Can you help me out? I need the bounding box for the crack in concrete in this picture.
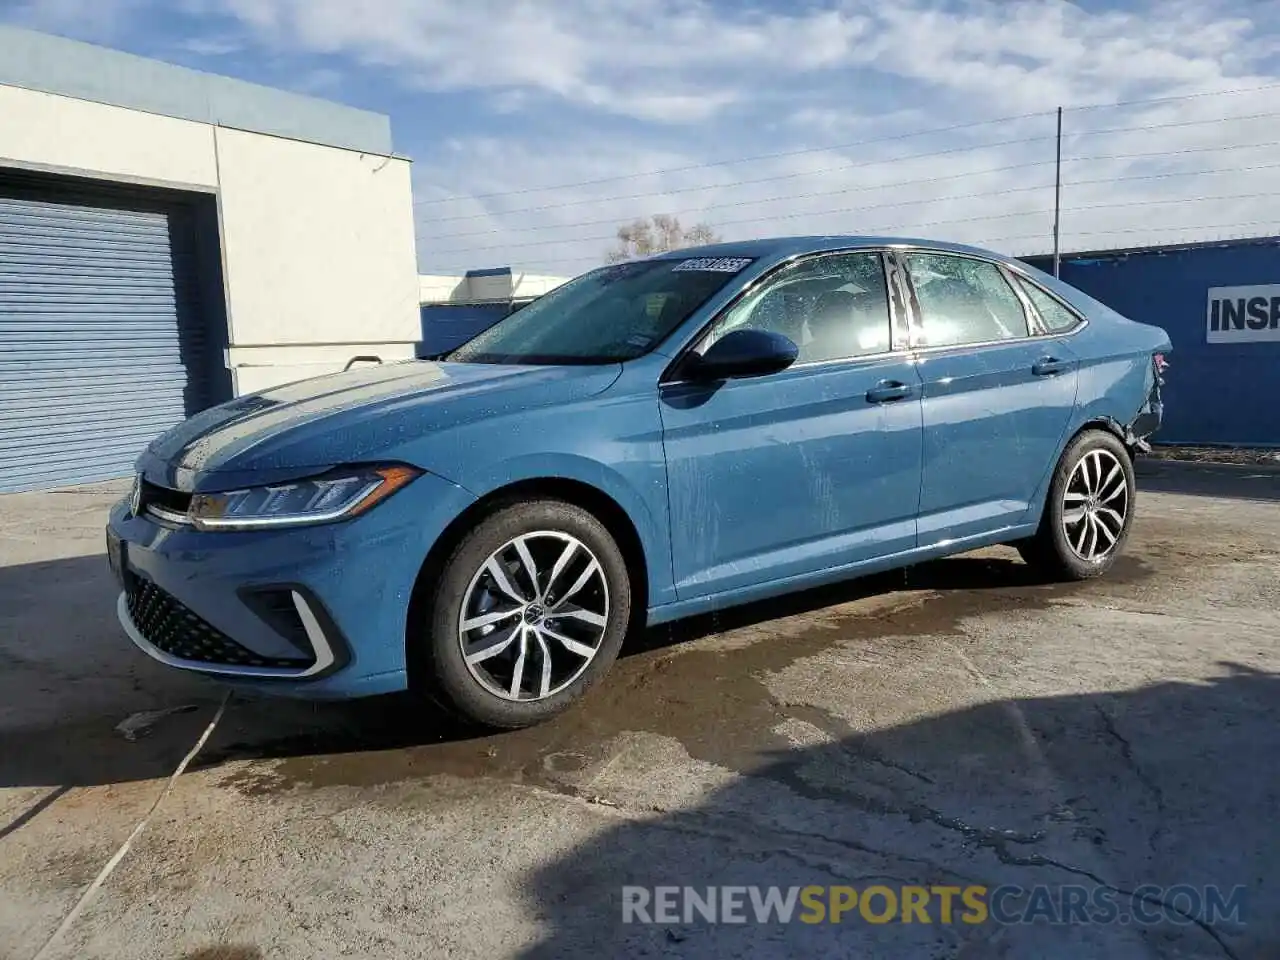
[767,759,1046,856]
[746,751,1239,959]
[1052,598,1280,633]
[1095,703,1167,855]
[999,850,1240,960]
[536,771,1240,959]
[782,705,937,785]
[525,779,973,885]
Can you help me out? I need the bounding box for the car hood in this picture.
[139,360,622,491]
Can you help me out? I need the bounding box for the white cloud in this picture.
[393,0,1280,273]
[11,0,1280,271]
[177,35,242,56]
[7,0,146,40]
[201,0,1277,123]
[206,0,873,122]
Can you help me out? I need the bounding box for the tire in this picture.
[1017,429,1136,581]
[416,499,632,729]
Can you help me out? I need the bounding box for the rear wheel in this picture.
[1018,429,1135,581]
[417,499,632,728]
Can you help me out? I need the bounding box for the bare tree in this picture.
[605,214,721,263]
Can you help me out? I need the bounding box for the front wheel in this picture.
[1018,430,1136,581]
[416,499,632,728]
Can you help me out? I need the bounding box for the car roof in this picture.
[651,235,1018,265]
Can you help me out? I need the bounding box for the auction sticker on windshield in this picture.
[673,257,755,272]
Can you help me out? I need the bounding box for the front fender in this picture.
[459,452,674,609]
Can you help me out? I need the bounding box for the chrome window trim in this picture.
[888,246,1091,354]
[1004,266,1087,334]
[1001,264,1048,336]
[659,247,905,386]
[907,322,1090,357]
[658,242,1093,386]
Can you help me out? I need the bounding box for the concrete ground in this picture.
[0,460,1278,960]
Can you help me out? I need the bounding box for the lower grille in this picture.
[125,576,312,669]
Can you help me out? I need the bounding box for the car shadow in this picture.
[511,664,1280,959]
[626,552,1054,658]
[0,545,1098,793]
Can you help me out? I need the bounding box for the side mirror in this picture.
[685,329,799,381]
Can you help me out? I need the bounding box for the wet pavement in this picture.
[1,461,1278,959]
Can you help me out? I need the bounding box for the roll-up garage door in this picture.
[0,173,224,492]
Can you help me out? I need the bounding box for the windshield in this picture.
[445,256,756,364]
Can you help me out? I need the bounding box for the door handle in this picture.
[866,380,913,403]
[1032,356,1067,377]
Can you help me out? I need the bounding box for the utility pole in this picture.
[1053,106,1062,278]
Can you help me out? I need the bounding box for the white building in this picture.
[419,269,568,305]
[0,26,420,491]
[418,267,568,357]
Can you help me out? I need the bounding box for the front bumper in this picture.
[106,469,476,698]
[116,585,342,679]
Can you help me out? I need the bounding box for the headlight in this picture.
[188,464,420,531]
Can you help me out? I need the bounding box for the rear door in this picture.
[660,250,924,600]
[896,250,1080,545]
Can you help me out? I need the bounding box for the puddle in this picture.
[212,548,1153,797]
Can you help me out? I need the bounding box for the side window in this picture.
[1013,275,1082,333]
[903,254,1031,347]
[702,253,892,363]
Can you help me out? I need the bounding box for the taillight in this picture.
[1153,352,1169,373]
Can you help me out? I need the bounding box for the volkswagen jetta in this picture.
[106,237,1170,727]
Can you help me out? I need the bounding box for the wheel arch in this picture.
[1024,416,1132,531]
[1069,416,1129,449]
[405,477,651,681]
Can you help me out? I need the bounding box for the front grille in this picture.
[125,576,312,669]
[138,480,192,522]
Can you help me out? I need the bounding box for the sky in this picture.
[6,0,1280,277]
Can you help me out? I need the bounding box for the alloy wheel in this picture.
[1062,448,1129,562]
[457,531,610,702]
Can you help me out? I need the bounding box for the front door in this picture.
[897,251,1080,545]
[659,251,924,600]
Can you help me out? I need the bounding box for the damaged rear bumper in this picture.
[1126,353,1168,453]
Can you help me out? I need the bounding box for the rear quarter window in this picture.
[1013,275,1083,333]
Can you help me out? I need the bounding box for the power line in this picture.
[429,152,1280,257]
[412,109,1055,206]
[425,177,1280,271]
[415,79,1280,206]
[423,131,1058,221]
[423,138,1280,244]
[428,188,1280,260]
[421,109,1280,225]
[992,218,1280,251]
[427,189,1269,263]
[425,215,1280,275]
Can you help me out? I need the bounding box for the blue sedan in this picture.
[106,237,1170,728]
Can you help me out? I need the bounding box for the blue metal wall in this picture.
[1022,238,1280,447]
[418,302,516,357]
